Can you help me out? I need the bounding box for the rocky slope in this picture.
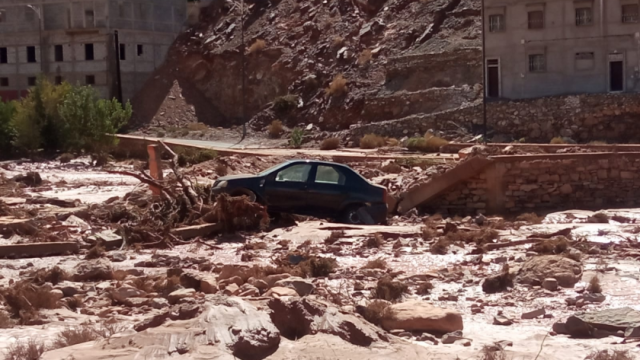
[131,0,482,135]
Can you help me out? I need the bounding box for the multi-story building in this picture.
[0,0,185,102]
[484,0,640,99]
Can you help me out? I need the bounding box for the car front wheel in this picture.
[341,205,363,225]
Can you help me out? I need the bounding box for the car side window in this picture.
[275,164,312,182]
[315,165,345,185]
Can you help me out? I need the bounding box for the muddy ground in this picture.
[1,155,639,360]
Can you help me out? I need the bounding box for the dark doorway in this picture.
[487,59,500,98]
[609,61,624,92]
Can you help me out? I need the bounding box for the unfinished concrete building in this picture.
[484,0,640,99]
[0,0,185,101]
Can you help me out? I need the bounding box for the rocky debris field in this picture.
[130,0,482,145]
[1,154,640,360]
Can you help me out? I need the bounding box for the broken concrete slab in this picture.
[0,217,37,235]
[0,241,80,259]
[171,223,223,240]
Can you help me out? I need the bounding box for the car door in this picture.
[263,163,313,213]
[306,164,350,217]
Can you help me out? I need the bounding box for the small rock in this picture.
[416,333,439,345]
[542,278,558,291]
[552,322,567,334]
[474,214,486,226]
[219,276,243,288]
[493,315,513,326]
[167,288,196,304]
[274,276,315,296]
[381,300,463,334]
[583,293,606,303]
[150,298,170,309]
[238,284,260,297]
[110,286,146,303]
[264,286,299,298]
[454,339,472,347]
[50,289,64,302]
[200,276,218,294]
[108,252,127,262]
[353,281,365,291]
[223,283,240,296]
[521,308,546,320]
[442,330,465,344]
[264,273,291,287]
[495,340,513,349]
[247,277,269,291]
[565,297,578,306]
[398,332,412,338]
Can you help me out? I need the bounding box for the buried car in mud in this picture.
[212,160,388,224]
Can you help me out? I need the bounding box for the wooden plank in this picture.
[0,242,80,259]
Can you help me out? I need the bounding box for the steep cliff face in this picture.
[131,0,481,132]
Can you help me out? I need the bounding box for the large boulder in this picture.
[516,255,582,287]
[561,307,640,338]
[73,258,113,282]
[267,297,388,346]
[43,297,280,360]
[381,301,463,334]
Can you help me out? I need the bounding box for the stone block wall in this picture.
[348,93,640,143]
[424,154,640,215]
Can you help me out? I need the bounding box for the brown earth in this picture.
[130,0,482,144]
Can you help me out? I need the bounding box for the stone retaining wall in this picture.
[349,93,640,143]
[424,153,640,215]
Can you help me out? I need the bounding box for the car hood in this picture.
[216,174,259,181]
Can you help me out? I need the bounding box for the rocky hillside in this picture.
[131,0,482,133]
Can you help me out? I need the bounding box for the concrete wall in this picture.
[485,0,640,99]
[0,0,185,101]
[425,153,640,215]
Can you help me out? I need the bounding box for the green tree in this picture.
[0,98,16,156]
[12,77,71,153]
[57,85,131,156]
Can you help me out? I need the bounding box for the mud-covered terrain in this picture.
[1,154,639,360]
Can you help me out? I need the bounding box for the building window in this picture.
[622,4,639,23]
[27,77,37,86]
[85,75,95,85]
[54,45,64,62]
[575,52,595,70]
[528,54,546,72]
[54,76,63,85]
[27,46,36,63]
[528,11,544,29]
[137,44,144,56]
[576,7,593,26]
[0,48,7,64]
[0,78,8,87]
[119,2,126,18]
[119,44,126,60]
[0,10,6,23]
[139,3,147,20]
[85,10,95,26]
[25,8,34,22]
[85,43,94,60]
[488,14,505,32]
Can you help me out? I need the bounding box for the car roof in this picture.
[284,159,353,169]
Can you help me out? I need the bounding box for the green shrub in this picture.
[58,85,131,156]
[360,134,386,149]
[0,99,16,156]
[289,128,304,148]
[176,147,217,166]
[10,77,130,157]
[273,95,298,114]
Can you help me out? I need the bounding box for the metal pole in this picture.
[481,0,487,144]
[114,30,123,103]
[240,0,247,141]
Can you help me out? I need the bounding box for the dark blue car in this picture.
[212,160,388,224]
